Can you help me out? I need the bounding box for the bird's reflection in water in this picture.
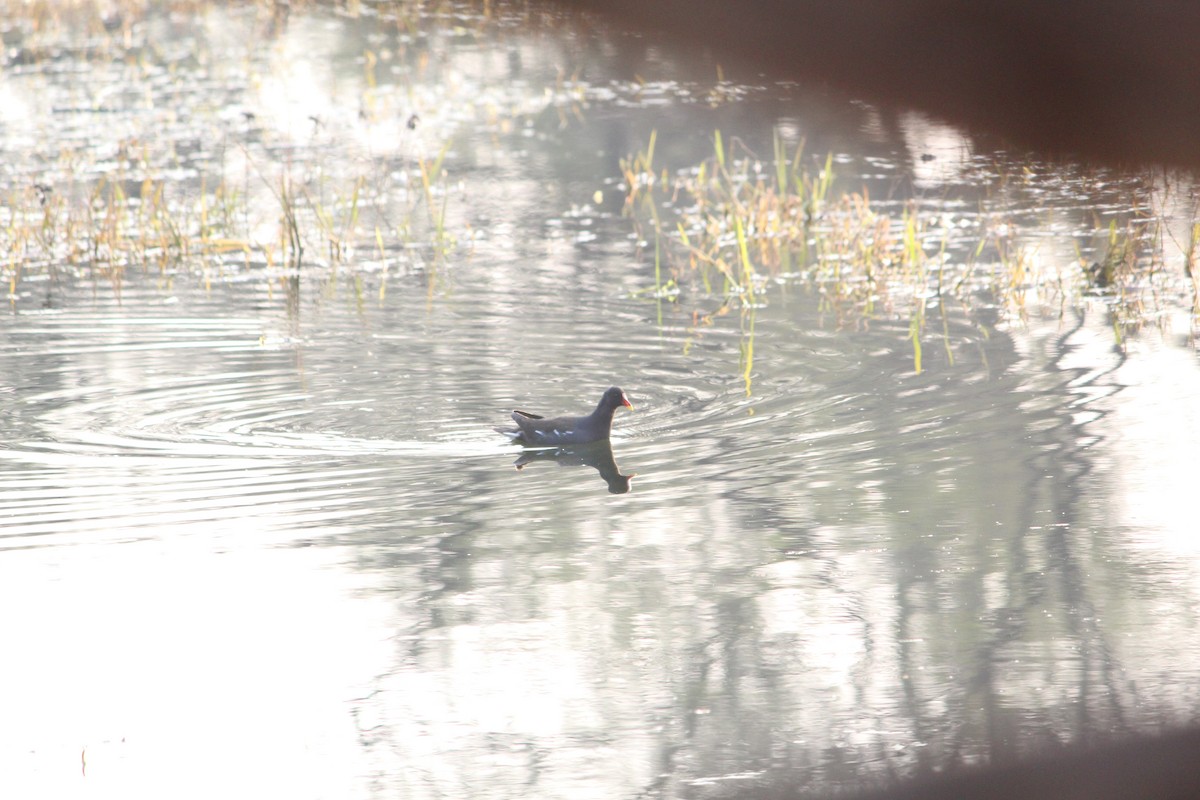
[511,440,635,494]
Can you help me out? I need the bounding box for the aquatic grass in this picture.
[5,130,458,301]
[1181,222,1200,321]
[277,172,304,270]
[1,145,290,301]
[739,305,756,395]
[415,142,458,296]
[4,0,1197,352]
[622,129,1200,371]
[0,0,505,311]
[621,129,949,372]
[621,129,682,302]
[375,226,390,303]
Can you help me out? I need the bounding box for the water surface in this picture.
[2,3,1200,799]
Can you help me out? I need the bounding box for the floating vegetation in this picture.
[622,128,1200,373]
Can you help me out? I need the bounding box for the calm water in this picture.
[3,3,1200,799]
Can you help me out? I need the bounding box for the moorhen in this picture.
[497,386,633,445]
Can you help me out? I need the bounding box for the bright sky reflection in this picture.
[0,538,393,800]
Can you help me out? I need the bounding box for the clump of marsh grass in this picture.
[0,129,465,308]
[624,129,840,303]
[622,130,1200,372]
[623,128,945,372]
[0,0,481,310]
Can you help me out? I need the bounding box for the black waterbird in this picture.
[497,387,633,445]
